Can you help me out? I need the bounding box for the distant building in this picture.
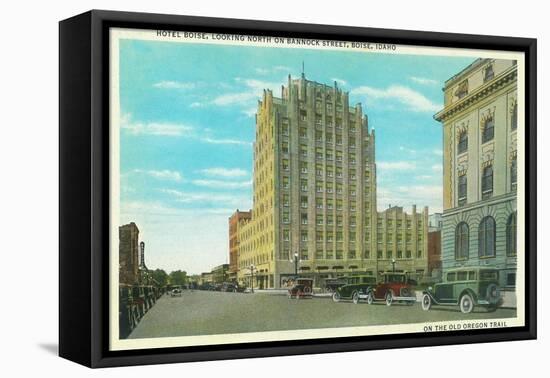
[434,58,517,288]
[228,210,252,277]
[119,222,140,285]
[211,264,230,284]
[428,213,443,232]
[200,272,213,285]
[427,230,442,280]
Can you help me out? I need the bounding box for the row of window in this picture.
[457,104,518,154]
[457,157,517,205]
[454,212,516,260]
[280,248,423,261]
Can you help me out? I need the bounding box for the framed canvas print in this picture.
[59,10,537,368]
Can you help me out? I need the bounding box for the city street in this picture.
[128,290,516,339]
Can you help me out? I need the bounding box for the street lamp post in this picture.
[291,252,300,277]
[250,264,256,293]
[391,258,396,273]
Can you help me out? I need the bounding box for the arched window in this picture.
[482,116,495,143]
[479,216,496,258]
[455,222,469,260]
[458,130,468,154]
[507,212,517,256]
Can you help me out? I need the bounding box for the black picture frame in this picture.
[59,9,537,368]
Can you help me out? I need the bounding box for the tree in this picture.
[151,269,169,287]
[169,270,188,286]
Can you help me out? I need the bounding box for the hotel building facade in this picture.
[234,74,428,289]
[434,58,518,288]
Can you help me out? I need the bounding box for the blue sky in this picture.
[118,39,475,274]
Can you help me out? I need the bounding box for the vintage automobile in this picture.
[287,278,314,299]
[170,287,183,297]
[324,277,348,293]
[332,275,377,304]
[365,272,417,306]
[421,267,502,313]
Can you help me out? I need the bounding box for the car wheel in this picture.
[459,293,474,314]
[332,292,341,303]
[352,292,360,304]
[366,292,374,305]
[421,294,432,311]
[385,291,393,306]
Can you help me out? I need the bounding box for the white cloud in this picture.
[153,81,196,90]
[409,76,439,86]
[201,137,252,146]
[200,168,248,178]
[189,102,203,108]
[255,66,291,75]
[351,85,441,112]
[433,148,443,156]
[399,146,417,154]
[121,114,193,137]
[377,161,416,170]
[132,169,183,182]
[212,78,283,107]
[192,179,252,189]
[162,189,251,208]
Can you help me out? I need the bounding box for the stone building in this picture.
[228,210,252,279]
[119,222,140,285]
[434,58,518,288]
[234,74,428,289]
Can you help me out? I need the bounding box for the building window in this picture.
[349,250,356,259]
[283,194,289,207]
[406,250,412,258]
[301,196,308,208]
[282,176,289,189]
[299,127,307,139]
[458,174,467,206]
[506,273,516,287]
[511,103,518,130]
[511,156,517,190]
[301,179,308,192]
[482,165,493,199]
[300,161,308,174]
[377,250,383,259]
[282,159,289,171]
[479,216,496,258]
[482,116,494,143]
[484,64,495,82]
[507,212,517,256]
[301,213,308,225]
[316,215,324,226]
[283,230,290,241]
[455,79,468,99]
[458,130,468,154]
[455,222,469,260]
[316,198,323,209]
[316,232,323,242]
[387,251,393,259]
[417,250,422,258]
[281,142,289,154]
[364,250,370,259]
[301,231,308,242]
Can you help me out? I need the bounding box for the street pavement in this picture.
[128,290,516,339]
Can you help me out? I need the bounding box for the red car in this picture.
[366,272,416,306]
[287,278,314,299]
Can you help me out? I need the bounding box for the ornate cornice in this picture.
[434,67,517,123]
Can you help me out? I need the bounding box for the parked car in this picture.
[324,277,348,293]
[288,278,314,299]
[221,282,242,292]
[332,275,377,304]
[170,287,182,297]
[421,268,502,313]
[366,272,417,306]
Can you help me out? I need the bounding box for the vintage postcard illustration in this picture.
[109,28,525,350]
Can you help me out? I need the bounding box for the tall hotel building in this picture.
[434,58,518,288]
[234,74,428,289]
